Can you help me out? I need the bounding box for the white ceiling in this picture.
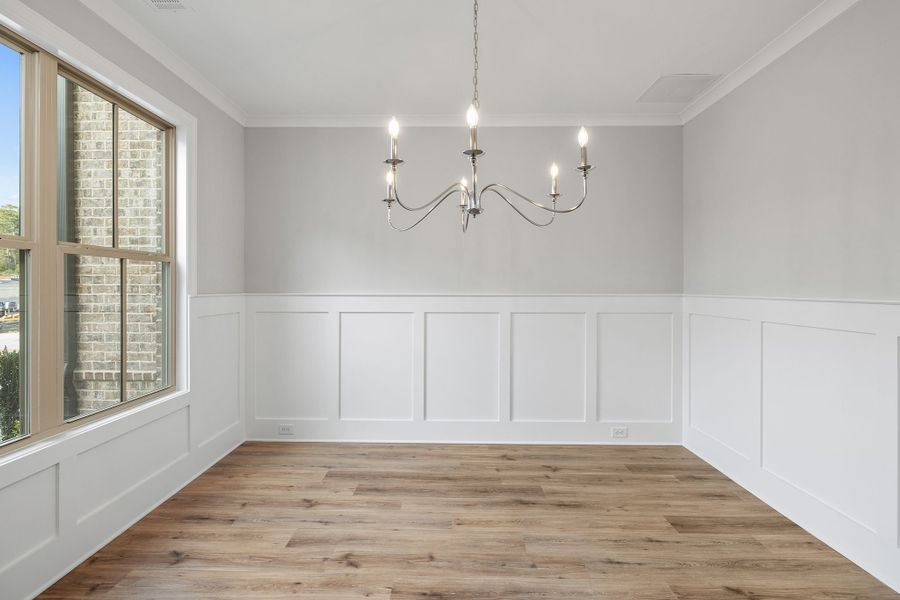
[84,0,835,126]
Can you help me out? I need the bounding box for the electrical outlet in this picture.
[611,426,628,439]
[277,423,295,436]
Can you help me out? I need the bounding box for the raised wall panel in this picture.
[255,312,331,420]
[511,313,586,422]
[75,408,190,523]
[425,313,500,422]
[689,314,758,460]
[762,323,890,533]
[193,312,241,445]
[0,466,57,572]
[598,313,673,422]
[340,313,414,421]
[245,295,684,443]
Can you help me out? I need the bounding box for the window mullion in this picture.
[112,104,119,249]
[114,102,124,405]
[35,50,61,433]
[120,258,127,404]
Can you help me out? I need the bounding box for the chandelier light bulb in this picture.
[459,178,469,207]
[578,127,588,148]
[385,170,395,198]
[550,163,559,178]
[466,104,479,128]
[578,127,589,167]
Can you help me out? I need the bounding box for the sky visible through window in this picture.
[0,43,20,216]
[0,44,20,356]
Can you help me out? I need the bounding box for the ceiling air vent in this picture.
[144,0,187,10]
[637,74,719,104]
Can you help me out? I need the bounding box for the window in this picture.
[0,27,174,451]
[58,74,171,420]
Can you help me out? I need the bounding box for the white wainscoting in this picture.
[246,295,682,444]
[0,295,246,600]
[683,296,900,593]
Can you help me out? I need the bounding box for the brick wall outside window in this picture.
[66,87,166,416]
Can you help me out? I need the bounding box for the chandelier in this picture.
[381,0,593,232]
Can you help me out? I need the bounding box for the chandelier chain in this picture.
[472,0,479,108]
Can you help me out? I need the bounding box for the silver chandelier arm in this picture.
[392,181,461,212]
[387,184,465,231]
[481,174,588,214]
[481,186,556,227]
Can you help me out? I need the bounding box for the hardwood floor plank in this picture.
[665,515,800,534]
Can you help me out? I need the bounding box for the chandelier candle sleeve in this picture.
[389,117,399,161]
[578,127,589,168]
[466,104,479,150]
[550,163,559,195]
[386,170,394,199]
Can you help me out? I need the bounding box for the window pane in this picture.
[0,250,27,444]
[0,43,21,236]
[118,110,165,253]
[64,255,120,420]
[126,260,168,400]
[58,77,114,247]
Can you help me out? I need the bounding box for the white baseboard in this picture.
[28,434,242,600]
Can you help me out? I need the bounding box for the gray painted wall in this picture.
[245,126,683,293]
[25,0,246,294]
[29,0,897,300]
[683,0,900,301]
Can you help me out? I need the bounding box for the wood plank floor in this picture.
[41,443,897,599]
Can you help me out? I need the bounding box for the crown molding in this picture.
[680,0,860,123]
[78,0,247,126]
[244,113,684,128]
[77,0,679,129]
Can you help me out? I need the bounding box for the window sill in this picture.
[0,385,187,463]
